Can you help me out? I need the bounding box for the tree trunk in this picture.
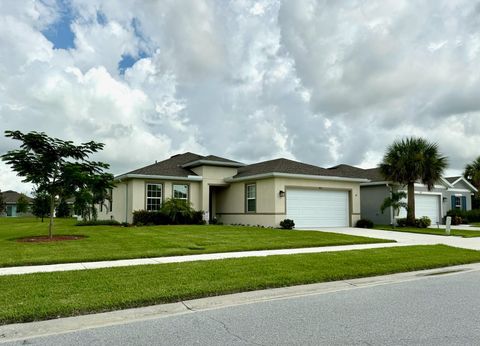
[407,182,416,226]
[48,194,55,238]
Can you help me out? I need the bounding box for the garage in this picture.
[286,189,349,228]
[398,194,441,224]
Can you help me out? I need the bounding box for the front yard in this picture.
[374,225,480,238]
[1,244,479,324]
[0,218,391,267]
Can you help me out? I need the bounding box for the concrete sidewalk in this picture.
[2,227,480,277]
[315,227,480,250]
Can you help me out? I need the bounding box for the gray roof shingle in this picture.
[123,152,244,177]
[233,159,369,179]
[445,176,461,184]
[1,190,32,204]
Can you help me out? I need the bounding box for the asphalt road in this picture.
[6,270,480,345]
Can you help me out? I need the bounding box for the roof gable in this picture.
[1,190,32,204]
[120,152,244,178]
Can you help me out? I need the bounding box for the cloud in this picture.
[1,0,480,193]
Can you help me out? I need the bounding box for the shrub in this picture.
[132,210,170,225]
[279,219,295,229]
[355,219,373,228]
[76,220,120,226]
[132,204,205,226]
[396,218,407,227]
[466,209,480,222]
[450,215,463,225]
[415,216,431,228]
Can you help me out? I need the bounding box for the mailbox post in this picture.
[445,216,451,236]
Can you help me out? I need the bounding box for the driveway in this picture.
[310,227,480,251]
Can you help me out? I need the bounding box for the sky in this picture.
[1,0,480,194]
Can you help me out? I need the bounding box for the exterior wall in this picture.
[360,185,392,225]
[98,178,202,223]
[191,165,238,218]
[216,177,361,227]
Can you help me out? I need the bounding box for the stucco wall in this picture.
[216,177,361,227]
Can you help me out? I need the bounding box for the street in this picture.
[4,269,480,345]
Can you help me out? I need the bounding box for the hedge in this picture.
[132,210,204,226]
[446,209,480,223]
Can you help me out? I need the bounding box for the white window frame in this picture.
[172,184,189,201]
[146,183,163,211]
[455,196,462,209]
[246,183,256,213]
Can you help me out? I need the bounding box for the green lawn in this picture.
[0,244,479,324]
[374,225,480,238]
[471,223,480,227]
[0,218,391,267]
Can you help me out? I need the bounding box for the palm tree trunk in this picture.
[407,182,415,226]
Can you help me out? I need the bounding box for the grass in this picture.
[374,225,480,238]
[471,223,480,227]
[0,218,391,267]
[1,244,479,325]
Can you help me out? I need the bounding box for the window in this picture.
[146,183,162,211]
[455,196,462,209]
[173,184,188,200]
[246,184,256,213]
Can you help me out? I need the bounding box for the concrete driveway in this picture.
[309,227,480,251]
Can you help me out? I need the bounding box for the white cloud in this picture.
[1,0,480,193]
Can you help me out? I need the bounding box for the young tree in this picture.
[380,191,408,228]
[380,137,447,226]
[31,191,50,222]
[1,130,112,237]
[16,193,30,214]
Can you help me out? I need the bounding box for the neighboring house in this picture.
[99,153,368,228]
[0,190,33,217]
[356,168,478,225]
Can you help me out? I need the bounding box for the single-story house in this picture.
[355,168,478,225]
[99,153,368,228]
[0,190,33,217]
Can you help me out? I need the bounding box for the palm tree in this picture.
[464,156,480,209]
[380,191,408,228]
[379,137,448,226]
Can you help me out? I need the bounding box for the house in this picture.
[99,153,368,228]
[355,168,477,225]
[0,190,33,217]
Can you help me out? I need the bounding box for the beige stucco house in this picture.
[98,153,369,228]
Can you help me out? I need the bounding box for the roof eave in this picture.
[114,174,203,182]
[181,160,245,168]
[226,172,370,183]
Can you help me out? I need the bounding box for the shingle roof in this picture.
[1,190,32,204]
[123,152,244,177]
[445,176,461,184]
[233,159,368,179]
[125,152,204,177]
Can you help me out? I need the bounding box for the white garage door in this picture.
[398,194,440,224]
[286,189,349,228]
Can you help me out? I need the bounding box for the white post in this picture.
[445,216,451,236]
